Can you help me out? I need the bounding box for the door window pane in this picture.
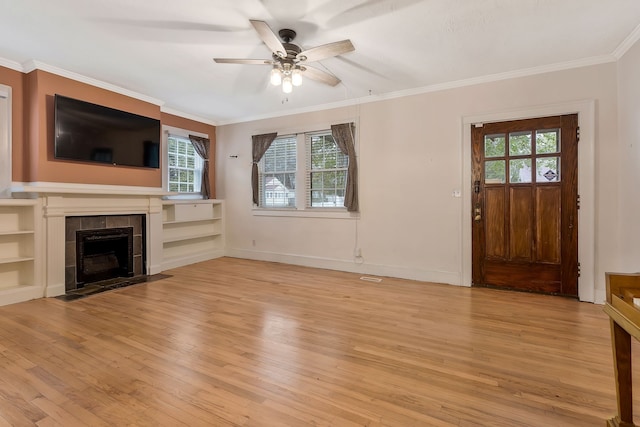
[485,160,506,184]
[536,129,560,154]
[510,159,532,183]
[536,157,560,182]
[509,131,532,156]
[484,134,505,158]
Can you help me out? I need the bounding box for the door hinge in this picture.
[577,194,580,210]
[576,126,580,142]
[578,262,581,278]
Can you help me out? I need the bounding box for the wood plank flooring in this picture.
[0,257,631,426]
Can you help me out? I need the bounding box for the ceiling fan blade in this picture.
[302,66,341,86]
[250,19,287,58]
[297,40,354,63]
[213,58,273,65]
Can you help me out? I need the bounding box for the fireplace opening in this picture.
[76,227,134,287]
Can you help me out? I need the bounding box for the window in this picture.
[258,131,348,210]
[259,135,296,208]
[0,84,10,198]
[167,135,203,193]
[307,132,348,208]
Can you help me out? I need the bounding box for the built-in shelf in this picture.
[0,200,42,305]
[161,200,225,270]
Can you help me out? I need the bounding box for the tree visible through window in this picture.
[308,133,348,207]
[167,136,203,193]
[257,131,351,210]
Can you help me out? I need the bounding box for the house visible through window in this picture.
[259,135,296,207]
[258,131,349,209]
[167,135,203,193]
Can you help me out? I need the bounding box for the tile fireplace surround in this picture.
[16,184,166,298]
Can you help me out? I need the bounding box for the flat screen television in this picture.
[54,94,161,168]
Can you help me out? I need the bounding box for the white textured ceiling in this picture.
[1,0,639,124]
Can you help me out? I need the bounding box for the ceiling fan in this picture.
[214,20,354,93]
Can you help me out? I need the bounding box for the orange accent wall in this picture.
[25,70,163,187]
[3,68,217,192]
[161,112,216,199]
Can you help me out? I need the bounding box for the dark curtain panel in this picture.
[331,123,358,212]
[252,132,278,206]
[188,135,211,199]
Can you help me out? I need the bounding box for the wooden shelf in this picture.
[161,200,224,270]
[0,256,34,265]
[0,201,40,305]
[163,231,222,244]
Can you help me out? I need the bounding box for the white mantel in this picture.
[14,184,169,298]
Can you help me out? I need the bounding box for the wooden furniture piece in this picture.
[604,272,640,427]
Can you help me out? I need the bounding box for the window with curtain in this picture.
[256,128,355,211]
[307,132,348,208]
[167,135,203,193]
[259,135,297,208]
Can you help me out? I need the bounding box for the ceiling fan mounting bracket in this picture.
[278,29,297,43]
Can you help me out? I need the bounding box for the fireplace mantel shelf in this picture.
[11,183,173,197]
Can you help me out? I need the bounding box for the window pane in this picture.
[485,160,506,184]
[510,158,532,183]
[509,131,532,156]
[311,172,322,189]
[536,129,560,154]
[307,132,348,208]
[536,157,560,182]
[167,136,203,194]
[484,134,505,158]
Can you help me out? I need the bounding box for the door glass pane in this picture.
[510,159,532,183]
[509,131,532,156]
[485,160,506,184]
[536,157,560,182]
[484,134,505,158]
[536,129,560,154]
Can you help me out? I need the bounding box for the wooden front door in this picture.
[471,115,578,296]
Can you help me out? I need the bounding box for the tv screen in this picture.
[54,94,161,168]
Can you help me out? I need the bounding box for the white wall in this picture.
[216,62,619,302]
[617,39,640,271]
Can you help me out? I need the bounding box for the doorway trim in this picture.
[461,100,595,302]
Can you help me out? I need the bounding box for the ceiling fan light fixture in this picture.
[292,67,302,86]
[282,76,293,93]
[270,67,282,86]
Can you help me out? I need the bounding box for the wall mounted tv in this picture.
[54,94,161,169]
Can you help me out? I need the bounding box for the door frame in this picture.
[461,100,595,302]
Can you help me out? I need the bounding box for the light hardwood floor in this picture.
[0,257,631,426]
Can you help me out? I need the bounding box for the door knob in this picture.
[474,206,482,221]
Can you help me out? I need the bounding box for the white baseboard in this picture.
[225,248,463,286]
[45,283,66,298]
[0,285,46,307]
[161,250,225,271]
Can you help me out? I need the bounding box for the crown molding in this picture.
[22,60,165,106]
[160,106,216,126]
[0,57,24,72]
[218,54,617,126]
[613,23,640,59]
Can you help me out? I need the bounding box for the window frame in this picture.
[162,125,208,200]
[253,125,358,219]
[0,84,10,198]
